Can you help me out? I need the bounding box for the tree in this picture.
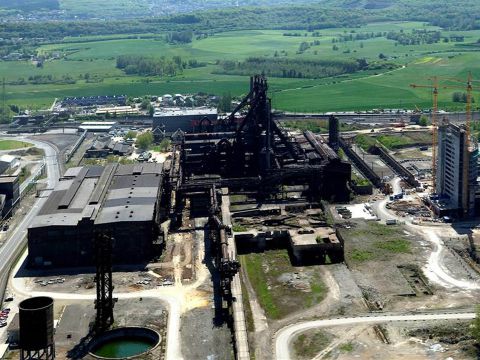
[148,104,154,117]
[158,138,172,152]
[136,131,154,150]
[125,130,137,140]
[9,104,19,114]
[471,305,480,343]
[452,92,462,102]
[185,97,194,107]
[140,98,150,110]
[219,92,232,113]
[419,115,429,126]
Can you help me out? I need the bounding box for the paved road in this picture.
[0,135,186,360]
[10,274,184,360]
[0,137,59,303]
[274,312,475,360]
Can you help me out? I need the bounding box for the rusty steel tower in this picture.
[94,231,115,333]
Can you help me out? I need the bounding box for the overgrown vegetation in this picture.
[376,134,414,149]
[339,342,354,352]
[239,271,255,334]
[232,224,248,232]
[241,250,327,319]
[283,120,362,134]
[293,330,332,360]
[350,249,375,262]
[342,222,413,263]
[351,172,371,186]
[283,120,329,133]
[375,239,411,253]
[152,138,171,153]
[355,134,376,151]
[355,132,431,151]
[18,166,31,184]
[82,154,135,166]
[470,305,480,343]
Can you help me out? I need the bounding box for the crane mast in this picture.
[410,76,438,193]
[412,73,478,216]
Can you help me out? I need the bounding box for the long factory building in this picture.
[27,163,164,268]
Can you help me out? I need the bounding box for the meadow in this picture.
[3,21,480,112]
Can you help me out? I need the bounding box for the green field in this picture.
[0,140,32,150]
[4,22,480,112]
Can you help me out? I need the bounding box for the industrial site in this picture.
[1,74,480,360]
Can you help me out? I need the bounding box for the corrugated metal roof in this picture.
[30,164,163,229]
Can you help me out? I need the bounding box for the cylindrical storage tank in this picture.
[19,296,54,351]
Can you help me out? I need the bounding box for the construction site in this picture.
[4,74,480,360]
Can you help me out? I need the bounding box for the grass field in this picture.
[0,140,32,150]
[341,222,412,264]
[240,250,327,320]
[4,21,480,112]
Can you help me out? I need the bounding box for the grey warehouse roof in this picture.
[30,163,163,229]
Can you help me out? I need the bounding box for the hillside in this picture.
[0,0,59,11]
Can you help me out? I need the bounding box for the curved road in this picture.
[374,182,480,291]
[0,137,60,302]
[0,135,184,360]
[10,269,183,360]
[274,312,475,360]
[274,178,480,359]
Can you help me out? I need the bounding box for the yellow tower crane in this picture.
[439,73,477,216]
[410,76,439,192]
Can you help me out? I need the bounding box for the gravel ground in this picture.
[180,307,233,360]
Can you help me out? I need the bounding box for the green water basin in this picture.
[92,337,154,358]
[89,327,160,359]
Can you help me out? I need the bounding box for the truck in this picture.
[386,219,397,225]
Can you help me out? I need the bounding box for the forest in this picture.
[1,0,480,44]
[215,57,395,79]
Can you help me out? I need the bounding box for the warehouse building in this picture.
[0,175,20,217]
[152,107,217,132]
[27,163,164,268]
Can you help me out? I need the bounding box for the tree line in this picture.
[386,29,441,45]
[1,1,480,45]
[165,31,193,44]
[452,92,475,103]
[215,57,370,79]
[116,55,205,77]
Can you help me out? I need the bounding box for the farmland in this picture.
[3,22,480,112]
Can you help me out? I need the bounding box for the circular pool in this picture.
[89,327,161,359]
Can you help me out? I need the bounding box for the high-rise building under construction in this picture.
[435,121,479,217]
